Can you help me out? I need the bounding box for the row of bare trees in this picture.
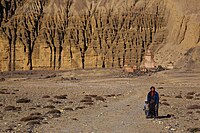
[0,0,165,71]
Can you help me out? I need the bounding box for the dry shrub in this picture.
[187,105,200,110]
[72,118,78,121]
[0,78,5,82]
[27,120,41,125]
[51,100,62,104]
[84,102,94,105]
[29,107,36,110]
[194,98,200,100]
[85,95,97,98]
[42,95,50,98]
[0,91,6,94]
[46,109,61,114]
[187,92,196,95]
[54,95,67,99]
[105,94,116,97]
[157,87,164,90]
[80,99,93,103]
[196,111,200,114]
[30,112,42,116]
[4,106,21,111]
[21,115,43,122]
[95,96,105,102]
[161,99,167,101]
[43,105,55,109]
[187,128,200,132]
[195,93,200,97]
[63,107,74,111]
[162,102,170,106]
[16,98,31,103]
[186,111,193,114]
[84,96,92,100]
[75,106,86,110]
[186,95,193,99]
[45,109,61,118]
[175,95,182,98]
[45,74,56,79]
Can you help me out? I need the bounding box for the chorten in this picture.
[141,49,157,70]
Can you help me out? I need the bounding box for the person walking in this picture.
[147,86,159,118]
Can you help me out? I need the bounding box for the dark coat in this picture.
[147,91,159,105]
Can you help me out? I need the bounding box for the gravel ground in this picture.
[0,69,200,133]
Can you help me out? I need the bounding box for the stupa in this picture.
[140,49,157,70]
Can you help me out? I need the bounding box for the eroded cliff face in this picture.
[153,0,200,69]
[0,0,199,71]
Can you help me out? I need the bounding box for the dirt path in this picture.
[36,77,164,133]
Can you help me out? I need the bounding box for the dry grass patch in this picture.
[43,105,55,109]
[4,106,21,111]
[63,107,74,111]
[187,128,200,132]
[75,106,86,110]
[27,120,41,125]
[95,96,105,102]
[175,95,182,98]
[45,109,61,118]
[21,115,43,122]
[54,95,67,99]
[187,92,196,95]
[16,98,31,103]
[42,95,50,98]
[187,105,200,110]
[161,102,170,106]
[186,95,193,99]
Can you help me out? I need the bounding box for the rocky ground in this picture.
[0,69,200,133]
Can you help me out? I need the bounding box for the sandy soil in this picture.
[0,69,200,133]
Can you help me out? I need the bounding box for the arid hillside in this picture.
[0,0,200,71]
[152,0,200,69]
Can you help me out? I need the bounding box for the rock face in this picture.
[152,0,200,69]
[0,0,200,71]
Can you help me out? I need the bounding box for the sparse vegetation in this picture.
[16,98,31,103]
[187,105,200,110]
[175,95,182,98]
